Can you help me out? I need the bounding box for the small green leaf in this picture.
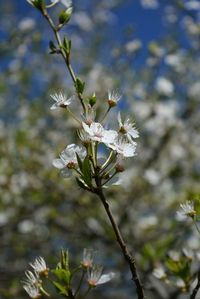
[76,153,83,172]
[82,156,92,186]
[63,37,71,55]
[61,249,69,270]
[75,78,85,94]
[52,281,68,296]
[52,268,71,285]
[76,177,88,190]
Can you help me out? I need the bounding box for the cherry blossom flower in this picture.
[30,256,48,276]
[108,137,136,157]
[82,122,118,144]
[23,270,39,285]
[107,90,122,107]
[23,284,41,299]
[176,201,196,220]
[87,265,115,287]
[53,144,86,177]
[50,92,73,110]
[81,248,94,268]
[118,112,139,144]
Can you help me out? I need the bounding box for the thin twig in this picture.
[95,176,146,299]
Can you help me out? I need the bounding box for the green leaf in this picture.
[61,249,69,270]
[52,281,68,296]
[76,153,83,172]
[63,37,71,55]
[82,156,92,187]
[76,177,88,190]
[49,41,57,54]
[59,7,73,25]
[75,78,85,94]
[52,268,71,285]
[89,93,96,107]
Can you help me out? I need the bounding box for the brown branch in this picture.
[95,177,146,299]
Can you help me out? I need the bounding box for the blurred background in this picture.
[1,0,200,298]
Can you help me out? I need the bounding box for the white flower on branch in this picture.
[87,265,115,287]
[108,137,136,157]
[50,0,72,7]
[118,112,139,144]
[107,90,122,107]
[81,248,94,268]
[23,284,41,299]
[50,92,73,110]
[30,256,48,276]
[82,122,118,144]
[53,144,86,177]
[23,270,39,285]
[176,201,196,220]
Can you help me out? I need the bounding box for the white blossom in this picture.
[87,265,115,287]
[82,122,118,144]
[50,92,72,110]
[50,0,72,7]
[118,112,139,144]
[108,138,136,157]
[140,0,159,9]
[23,284,41,299]
[107,90,122,107]
[23,270,39,285]
[53,144,86,177]
[82,248,94,268]
[176,201,196,220]
[30,256,48,275]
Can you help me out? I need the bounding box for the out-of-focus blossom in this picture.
[107,90,122,107]
[182,248,194,260]
[168,250,181,262]
[30,257,48,276]
[144,169,161,185]
[87,265,115,287]
[125,40,142,54]
[140,0,159,9]
[155,77,174,96]
[73,12,93,31]
[82,122,118,144]
[184,1,200,10]
[50,92,73,110]
[18,18,36,32]
[188,82,200,98]
[153,267,167,279]
[176,201,196,220]
[118,112,139,144]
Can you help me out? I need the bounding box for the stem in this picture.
[42,10,86,113]
[193,218,200,235]
[190,270,200,299]
[74,269,86,297]
[95,177,146,299]
[100,106,111,123]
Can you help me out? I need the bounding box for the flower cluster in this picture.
[22,257,48,299]
[51,90,139,187]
